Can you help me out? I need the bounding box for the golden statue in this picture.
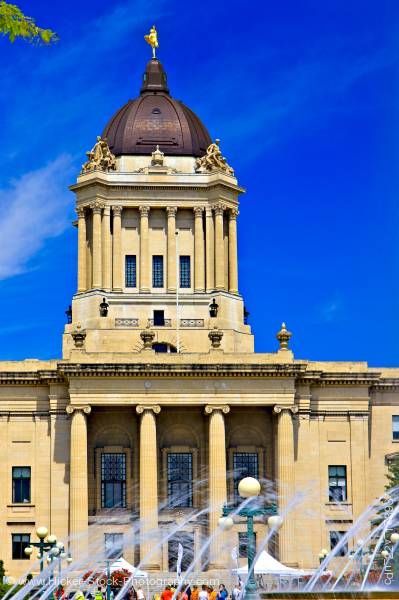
[144,25,159,58]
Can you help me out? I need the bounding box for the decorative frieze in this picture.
[115,318,139,328]
[180,319,204,327]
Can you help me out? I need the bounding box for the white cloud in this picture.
[0,155,74,280]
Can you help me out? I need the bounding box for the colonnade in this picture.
[76,203,239,295]
[67,404,296,567]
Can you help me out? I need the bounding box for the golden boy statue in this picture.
[144,25,159,58]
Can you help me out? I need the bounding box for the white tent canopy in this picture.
[235,550,313,576]
[110,557,148,578]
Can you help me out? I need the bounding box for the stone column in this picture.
[194,206,205,292]
[136,405,161,569]
[77,207,87,293]
[205,404,230,568]
[228,208,239,294]
[214,203,225,290]
[66,405,91,561]
[205,207,215,292]
[273,404,298,565]
[112,206,122,291]
[139,206,150,293]
[91,202,103,289]
[166,207,177,292]
[102,205,111,291]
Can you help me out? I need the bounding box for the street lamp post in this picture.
[105,559,111,600]
[23,527,57,572]
[218,477,282,600]
[318,549,329,565]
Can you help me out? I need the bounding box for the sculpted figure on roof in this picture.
[195,139,234,176]
[81,136,117,174]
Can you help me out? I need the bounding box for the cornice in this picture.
[0,371,64,385]
[297,371,382,386]
[57,362,306,378]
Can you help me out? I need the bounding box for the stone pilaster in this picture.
[214,203,225,290]
[77,207,87,293]
[273,404,298,565]
[205,404,230,568]
[112,206,122,291]
[205,206,215,292]
[102,205,111,291]
[228,208,239,294]
[66,404,91,561]
[91,202,103,289]
[139,206,150,292]
[136,404,161,569]
[166,207,177,292]
[194,206,205,292]
[350,414,368,521]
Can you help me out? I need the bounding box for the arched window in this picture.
[152,343,177,353]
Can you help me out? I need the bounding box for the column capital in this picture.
[273,404,298,415]
[229,208,239,219]
[103,204,111,216]
[205,206,213,217]
[193,206,205,217]
[136,404,161,415]
[112,205,122,216]
[76,206,86,218]
[204,404,230,415]
[213,203,225,216]
[139,205,150,217]
[90,201,105,214]
[66,405,91,415]
[166,206,177,217]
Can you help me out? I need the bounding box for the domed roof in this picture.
[102,59,212,157]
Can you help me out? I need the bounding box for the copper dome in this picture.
[102,59,211,157]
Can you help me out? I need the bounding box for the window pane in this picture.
[393,416,399,440]
[105,533,123,559]
[233,453,259,502]
[125,255,136,288]
[330,531,348,556]
[180,256,191,288]
[12,533,30,559]
[152,255,164,288]
[101,454,126,509]
[12,467,31,503]
[167,453,193,508]
[328,465,347,502]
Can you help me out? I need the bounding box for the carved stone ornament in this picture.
[273,405,299,415]
[66,405,91,415]
[204,405,230,415]
[276,322,292,350]
[195,139,234,176]
[208,326,223,349]
[71,323,86,348]
[140,325,155,350]
[136,405,161,415]
[81,136,117,174]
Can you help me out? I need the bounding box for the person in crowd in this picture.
[161,585,173,600]
[198,585,208,600]
[75,592,85,600]
[94,586,104,600]
[137,586,145,600]
[217,584,228,600]
[190,585,199,600]
[208,586,217,600]
[231,582,241,600]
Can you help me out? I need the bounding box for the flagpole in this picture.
[175,231,180,353]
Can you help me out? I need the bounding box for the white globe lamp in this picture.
[36,526,48,539]
[391,533,399,544]
[267,515,283,530]
[238,477,261,498]
[218,516,234,531]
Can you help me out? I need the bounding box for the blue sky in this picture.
[0,0,398,364]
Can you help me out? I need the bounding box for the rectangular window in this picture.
[328,465,347,502]
[233,452,259,503]
[101,453,126,509]
[104,533,123,559]
[153,310,165,326]
[125,255,136,288]
[179,256,191,288]
[152,255,164,288]
[238,532,257,559]
[393,416,399,441]
[12,534,30,559]
[167,453,193,508]
[330,531,348,556]
[12,467,31,503]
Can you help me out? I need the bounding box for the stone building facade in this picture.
[1,56,398,580]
